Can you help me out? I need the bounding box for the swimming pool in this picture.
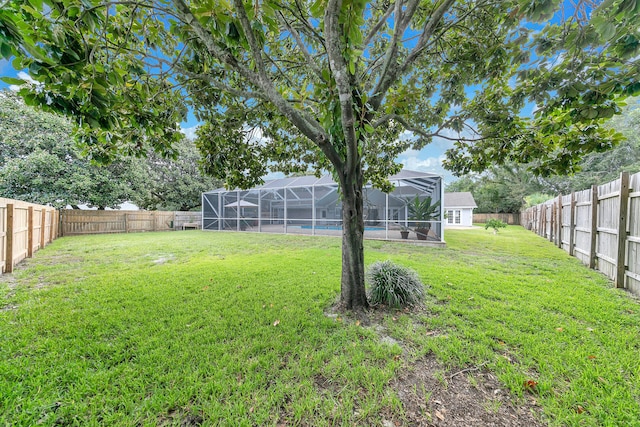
[298,225,384,231]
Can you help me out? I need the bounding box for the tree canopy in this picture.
[0,90,219,210]
[0,90,147,208]
[1,0,638,309]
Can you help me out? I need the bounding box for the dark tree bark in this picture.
[338,166,369,310]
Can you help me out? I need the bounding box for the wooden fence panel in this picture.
[31,207,43,254]
[626,173,640,295]
[0,198,57,275]
[560,194,573,254]
[62,210,127,235]
[60,210,200,236]
[0,205,5,273]
[521,172,640,298]
[573,188,593,266]
[596,178,621,280]
[543,202,553,241]
[12,205,30,269]
[174,211,203,229]
[473,213,521,225]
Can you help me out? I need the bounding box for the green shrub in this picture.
[485,218,507,233]
[366,260,425,308]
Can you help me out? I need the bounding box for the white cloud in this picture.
[9,71,37,91]
[400,155,447,171]
[398,129,414,141]
[396,134,459,183]
[263,171,285,181]
[180,124,199,140]
[246,126,270,147]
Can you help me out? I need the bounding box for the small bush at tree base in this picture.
[485,219,507,234]
[366,260,425,308]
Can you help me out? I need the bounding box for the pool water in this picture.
[298,225,383,231]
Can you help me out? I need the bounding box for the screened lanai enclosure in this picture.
[202,170,444,243]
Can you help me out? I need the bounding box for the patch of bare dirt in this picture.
[157,408,204,427]
[390,354,545,426]
[324,303,545,426]
[0,271,19,311]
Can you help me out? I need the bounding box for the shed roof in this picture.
[444,192,477,208]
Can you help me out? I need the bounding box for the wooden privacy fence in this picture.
[521,171,640,297]
[1,198,59,275]
[473,213,521,225]
[60,210,202,236]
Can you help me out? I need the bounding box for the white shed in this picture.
[444,192,477,227]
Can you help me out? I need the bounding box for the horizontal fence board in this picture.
[598,191,621,201]
[597,227,618,235]
[574,247,590,257]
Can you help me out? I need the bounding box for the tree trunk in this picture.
[339,169,369,310]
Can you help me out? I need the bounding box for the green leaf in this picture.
[598,22,617,41]
[1,76,26,85]
[310,0,325,18]
[0,42,12,59]
[27,0,43,10]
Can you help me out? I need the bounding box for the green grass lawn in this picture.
[1,227,639,426]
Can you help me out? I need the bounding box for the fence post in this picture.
[48,209,54,243]
[551,203,557,242]
[27,206,34,257]
[5,204,14,274]
[538,205,543,237]
[589,185,599,269]
[124,213,129,233]
[556,196,562,248]
[40,209,46,247]
[569,192,576,256]
[51,208,60,240]
[616,172,630,288]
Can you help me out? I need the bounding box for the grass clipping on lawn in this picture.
[0,228,639,426]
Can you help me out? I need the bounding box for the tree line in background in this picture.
[0,90,220,210]
[447,98,640,214]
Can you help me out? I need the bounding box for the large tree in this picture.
[0,90,148,208]
[1,0,638,310]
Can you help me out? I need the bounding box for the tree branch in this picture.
[325,0,356,171]
[363,1,395,47]
[373,114,486,143]
[369,0,455,111]
[277,11,324,81]
[172,0,335,162]
[178,68,267,100]
[232,0,268,80]
[369,0,420,107]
